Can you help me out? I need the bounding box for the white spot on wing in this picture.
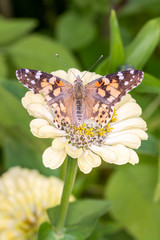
[124,81,129,85]
[25,69,29,73]
[119,75,124,80]
[117,72,123,76]
[130,70,134,74]
[31,80,36,84]
[35,71,42,79]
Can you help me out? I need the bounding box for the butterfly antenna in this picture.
[81,55,103,79]
[56,54,77,78]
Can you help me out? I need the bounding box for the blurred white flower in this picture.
[22,69,148,174]
[0,167,74,240]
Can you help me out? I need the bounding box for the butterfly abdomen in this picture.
[75,99,83,123]
[73,80,85,124]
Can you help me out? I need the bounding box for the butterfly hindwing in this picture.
[52,95,77,128]
[83,94,114,126]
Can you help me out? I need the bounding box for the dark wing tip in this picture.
[16,69,24,82]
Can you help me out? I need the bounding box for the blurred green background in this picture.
[0,0,160,239]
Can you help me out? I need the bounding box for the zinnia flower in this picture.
[0,167,74,240]
[21,68,148,174]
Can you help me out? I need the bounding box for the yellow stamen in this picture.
[77,123,86,133]
[111,109,117,122]
[106,124,113,133]
[85,128,94,137]
[98,128,107,136]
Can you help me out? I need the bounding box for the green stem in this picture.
[56,155,78,235]
[60,158,67,181]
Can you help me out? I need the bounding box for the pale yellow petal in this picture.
[30,119,49,138]
[65,143,83,158]
[115,94,135,110]
[90,144,131,165]
[30,119,66,138]
[90,145,117,163]
[27,103,53,121]
[108,144,130,165]
[39,125,67,138]
[78,152,93,174]
[1,231,20,240]
[50,70,68,80]
[84,149,101,167]
[128,149,139,165]
[116,102,142,122]
[67,68,82,84]
[111,117,147,132]
[105,132,141,149]
[82,71,101,85]
[52,137,68,150]
[22,91,45,108]
[108,129,148,140]
[43,147,66,169]
[56,68,102,85]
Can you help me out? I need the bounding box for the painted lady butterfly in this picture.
[16,69,144,128]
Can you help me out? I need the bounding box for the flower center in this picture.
[61,110,117,148]
[17,207,46,239]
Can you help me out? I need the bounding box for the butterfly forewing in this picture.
[16,69,53,93]
[85,70,144,106]
[16,68,73,105]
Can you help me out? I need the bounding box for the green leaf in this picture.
[47,200,110,238]
[154,150,160,202]
[125,17,160,69]
[137,134,159,157]
[59,232,84,240]
[77,37,108,70]
[0,54,7,77]
[109,10,125,72]
[136,72,160,94]
[38,223,84,240]
[96,10,124,75]
[95,57,110,75]
[0,17,38,46]
[38,222,55,240]
[56,12,96,50]
[119,0,160,16]
[1,78,27,99]
[106,159,160,240]
[0,83,30,128]
[87,221,122,240]
[3,136,60,176]
[3,137,46,172]
[7,34,80,73]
